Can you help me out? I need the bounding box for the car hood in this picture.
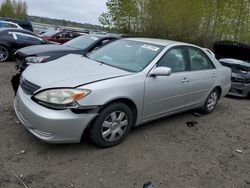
[214,41,250,61]
[18,44,78,56]
[22,54,132,89]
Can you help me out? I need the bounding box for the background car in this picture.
[0,20,23,29]
[0,17,33,32]
[15,38,231,147]
[40,29,81,44]
[214,41,250,97]
[0,28,51,62]
[14,34,119,70]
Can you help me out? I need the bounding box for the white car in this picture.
[0,20,23,29]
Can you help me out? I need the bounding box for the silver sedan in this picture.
[14,38,231,147]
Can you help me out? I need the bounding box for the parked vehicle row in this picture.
[39,29,82,44]
[14,37,231,147]
[15,34,119,70]
[0,28,97,62]
[0,28,52,62]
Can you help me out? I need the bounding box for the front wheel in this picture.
[0,45,9,62]
[89,103,133,148]
[200,88,219,114]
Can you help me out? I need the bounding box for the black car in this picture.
[14,34,119,70]
[0,17,33,32]
[0,28,50,62]
[214,41,250,97]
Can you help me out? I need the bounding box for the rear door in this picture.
[185,47,217,107]
[143,47,190,120]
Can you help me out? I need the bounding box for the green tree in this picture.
[0,0,15,18]
[100,0,250,47]
[0,0,28,19]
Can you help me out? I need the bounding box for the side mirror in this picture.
[149,67,172,77]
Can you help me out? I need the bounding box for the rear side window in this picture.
[157,47,187,73]
[188,47,215,71]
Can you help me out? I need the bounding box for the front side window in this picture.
[189,47,215,71]
[88,39,164,72]
[157,48,187,73]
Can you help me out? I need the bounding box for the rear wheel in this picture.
[90,103,133,148]
[0,45,9,62]
[200,88,219,114]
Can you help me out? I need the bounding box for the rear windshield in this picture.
[63,35,100,49]
[40,30,60,37]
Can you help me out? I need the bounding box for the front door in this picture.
[143,47,190,121]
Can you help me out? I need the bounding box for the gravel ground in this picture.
[0,62,250,188]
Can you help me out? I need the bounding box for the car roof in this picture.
[125,38,179,46]
[88,34,119,39]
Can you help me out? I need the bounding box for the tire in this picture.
[89,103,133,148]
[0,45,9,62]
[200,88,219,114]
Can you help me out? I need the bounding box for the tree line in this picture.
[29,16,104,31]
[99,0,250,48]
[0,0,28,19]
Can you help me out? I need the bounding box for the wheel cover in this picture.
[207,91,218,111]
[101,111,128,142]
[0,46,8,62]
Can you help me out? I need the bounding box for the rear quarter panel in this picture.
[215,66,231,97]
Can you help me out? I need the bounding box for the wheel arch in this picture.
[214,86,222,99]
[81,97,139,142]
[99,98,138,127]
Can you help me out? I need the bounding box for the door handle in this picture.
[211,73,217,78]
[181,78,190,83]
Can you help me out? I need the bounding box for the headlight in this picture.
[33,88,91,109]
[25,56,50,64]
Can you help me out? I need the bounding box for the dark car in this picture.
[214,41,250,97]
[0,17,33,32]
[14,34,119,70]
[40,29,81,44]
[0,28,50,62]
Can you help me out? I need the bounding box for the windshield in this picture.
[220,58,250,68]
[63,35,100,49]
[88,39,163,72]
[40,29,60,37]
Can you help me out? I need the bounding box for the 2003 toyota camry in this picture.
[14,38,231,147]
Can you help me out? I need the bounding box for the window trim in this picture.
[186,46,216,71]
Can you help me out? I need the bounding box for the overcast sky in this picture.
[1,0,108,25]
